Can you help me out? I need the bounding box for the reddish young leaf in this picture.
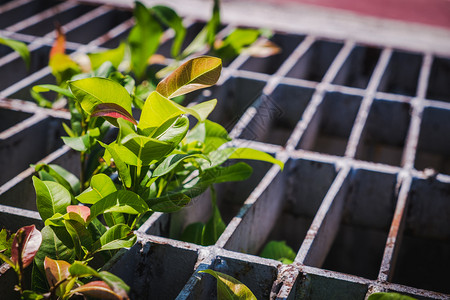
[50,23,66,59]
[91,103,137,126]
[72,281,127,300]
[44,257,71,288]
[11,225,42,269]
[66,205,91,222]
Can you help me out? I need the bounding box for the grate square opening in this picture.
[300,91,362,156]
[239,33,304,75]
[414,106,450,174]
[7,73,57,102]
[321,169,397,279]
[0,108,33,132]
[286,39,343,82]
[332,45,382,89]
[426,56,450,102]
[392,178,450,293]
[108,241,199,300]
[377,50,423,96]
[355,99,411,166]
[240,84,313,145]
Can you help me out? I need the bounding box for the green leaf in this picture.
[0,36,30,67]
[92,224,136,253]
[68,77,132,116]
[100,141,132,188]
[66,205,91,223]
[31,84,74,99]
[0,229,14,257]
[91,103,137,126]
[214,28,260,60]
[33,176,72,222]
[202,203,225,246]
[34,164,80,196]
[64,219,93,258]
[153,5,186,58]
[154,115,189,146]
[260,241,296,264]
[229,148,283,170]
[186,120,231,153]
[69,261,98,277]
[180,26,208,59]
[139,91,216,131]
[76,173,117,204]
[88,42,126,70]
[89,190,149,219]
[10,225,42,269]
[97,271,130,296]
[367,292,417,300]
[153,153,209,177]
[147,192,191,212]
[200,163,253,185]
[129,1,163,79]
[206,0,221,47]
[61,135,90,152]
[156,56,222,99]
[200,269,257,300]
[180,222,204,244]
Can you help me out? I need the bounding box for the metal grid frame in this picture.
[0,0,449,299]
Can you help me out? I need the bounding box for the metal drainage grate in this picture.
[0,0,450,299]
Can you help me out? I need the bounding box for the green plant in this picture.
[201,269,257,300]
[259,240,296,264]
[0,36,30,68]
[368,292,417,300]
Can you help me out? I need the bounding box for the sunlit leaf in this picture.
[206,0,221,47]
[34,163,80,196]
[0,229,14,257]
[119,133,173,166]
[77,173,117,204]
[61,134,90,152]
[156,56,221,99]
[260,241,296,264]
[49,53,80,85]
[200,269,257,300]
[0,36,30,68]
[92,224,136,253]
[147,192,191,212]
[68,77,132,116]
[89,190,149,219]
[99,141,132,188]
[32,84,74,99]
[241,39,281,58]
[199,163,253,185]
[153,153,209,177]
[229,148,283,170]
[64,219,93,258]
[97,271,130,298]
[11,225,42,269]
[214,28,260,60]
[33,176,72,222]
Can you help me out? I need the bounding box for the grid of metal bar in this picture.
[0,0,449,299]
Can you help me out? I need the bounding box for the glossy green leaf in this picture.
[214,28,260,60]
[153,153,209,177]
[187,120,231,153]
[139,91,216,131]
[77,173,117,204]
[200,162,253,185]
[97,271,130,297]
[147,192,191,212]
[180,26,208,58]
[44,257,70,297]
[61,135,90,152]
[119,133,173,166]
[129,1,163,79]
[200,269,257,300]
[0,36,30,67]
[64,219,93,258]
[99,141,132,188]
[68,77,132,116]
[90,190,149,219]
[32,84,74,98]
[88,42,126,70]
[34,163,80,196]
[69,261,98,277]
[156,56,222,99]
[260,241,296,264]
[153,5,186,58]
[368,293,417,300]
[0,229,14,257]
[92,224,136,253]
[229,148,283,170]
[49,53,80,85]
[91,103,137,126]
[10,225,42,269]
[33,176,72,222]
[154,115,189,146]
